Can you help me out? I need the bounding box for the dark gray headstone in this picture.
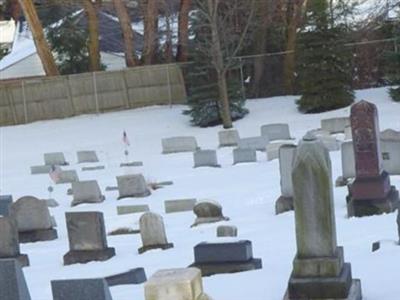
[77,151,99,163]
[0,259,31,300]
[56,170,79,184]
[44,152,68,166]
[217,225,238,237]
[0,195,13,216]
[51,278,112,300]
[117,174,151,199]
[71,180,105,207]
[0,218,29,267]
[105,268,147,286]
[30,165,52,175]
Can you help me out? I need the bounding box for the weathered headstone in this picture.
[145,268,211,300]
[261,123,292,141]
[190,240,262,277]
[117,204,150,215]
[138,212,173,254]
[380,129,400,141]
[192,200,229,227]
[117,174,151,199]
[193,150,220,168]
[56,170,79,184]
[105,268,147,286]
[120,161,143,167]
[0,195,13,216]
[380,134,400,175]
[0,259,32,300]
[77,151,99,163]
[321,117,350,134]
[30,165,52,175]
[347,100,399,217]
[9,196,57,243]
[275,145,296,214]
[217,225,238,237]
[63,212,115,265]
[238,136,269,151]
[0,218,29,267]
[44,152,68,166]
[266,142,294,161]
[71,180,105,207]
[284,133,362,299]
[82,166,106,171]
[218,129,240,147]
[162,136,199,154]
[233,148,257,165]
[51,278,112,300]
[165,199,197,214]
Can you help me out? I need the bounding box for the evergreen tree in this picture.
[296,0,354,113]
[387,23,400,102]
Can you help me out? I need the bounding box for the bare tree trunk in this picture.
[142,0,158,65]
[83,0,101,71]
[18,0,59,76]
[163,0,173,62]
[176,0,191,62]
[217,71,232,128]
[113,0,137,67]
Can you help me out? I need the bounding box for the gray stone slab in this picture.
[82,166,106,171]
[51,278,112,300]
[44,152,68,166]
[217,225,238,237]
[117,174,151,199]
[238,136,269,151]
[162,136,199,154]
[30,165,52,175]
[71,180,105,207]
[218,129,240,147]
[0,218,29,267]
[117,205,150,215]
[105,186,118,191]
[105,268,147,286]
[193,150,220,168]
[0,195,13,216]
[0,259,31,300]
[77,151,99,163]
[341,141,356,179]
[138,212,173,254]
[261,123,292,141]
[194,240,253,264]
[56,170,79,184]
[278,145,297,198]
[321,117,350,134]
[165,199,197,214]
[344,126,352,140]
[233,148,257,165]
[120,161,143,167]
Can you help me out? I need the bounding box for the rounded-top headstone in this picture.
[193,200,224,218]
[139,212,169,247]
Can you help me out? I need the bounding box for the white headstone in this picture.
[193,150,220,168]
[238,136,269,151]
[218,129,240,147]
[162,136,198,154]
[261,123,292,141]
[233,148,257,164]
[266,142,295,161]
[321,117,350,134]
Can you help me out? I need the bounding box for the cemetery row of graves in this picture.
[1,96,400,299]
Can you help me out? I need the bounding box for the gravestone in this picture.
[193,150,220,168]
[380,129,400,141]
[380,135,400,175]
[77,151,99,163]
[238,136,269,151]
[0,195,13,216]
[105,268,147,286]
[261,123,292,141]
[51,278,112,300]
[233,148,257,165]
[192,200,229,227]
[120,161,143,167]
[267,142,294,161]
[30,165,52,175]
[284,133,362,299]
[189,240,262,277]
[217,225,238,237]
[44,152,68,166]
[165,199,197,213]
[0,217,29,267]
[218,129,240,147]
[317,135,341,151]
[71,180,105,207]
[82,166,105,171]
[117,204,150,215]
[9,196,58,243]
[117,174,151,199]
[56,170,79,184]
[275,145,297,214]
[347,100,399,217]
[138,212,174,254]
[0,259,31,300]
[44,199,59,208]
[162,136,199,154]
[145,268,211,300]
[63,212,115,265]
[345,126,352,140]
[321,117,350,134]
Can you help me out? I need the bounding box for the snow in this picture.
[1,87,400,300]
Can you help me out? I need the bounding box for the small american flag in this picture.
[122,130,130,146]
[49,165,61,184]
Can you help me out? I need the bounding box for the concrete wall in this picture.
[0,63,187,126]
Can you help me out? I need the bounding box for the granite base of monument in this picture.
[105,268,147,286]
[190,259,262,277]
[138,243,174,254]
[63,248,115,265]
[19,228,58,243]
[275,196,294,215]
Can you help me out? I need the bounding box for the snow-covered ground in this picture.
[1,87,399,300]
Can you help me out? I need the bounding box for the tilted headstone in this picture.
[190,240,262,277]
[56,170,79,184]
[117,174,151,199]
[165,199,197,214]
[238,136,269,151]
[63,212,115,265]
[105,268,147,286]
[284,134,362,300]
[30,165,52,175]
[162,136,199,154]
[321,117,350,134]
[117,204,150,215]
[266,142,294,161]
[51,278,112,300]
[191,199,229,227]
[0,259,32,300]
[0,217,29,267]
[44,152,68,166]
[261,123,292,141]
[347,100,399,217]
[77,151,99,163]
[0,195,13,216]
[275,145,297,215]
[233,148,257,165]
[217,225,238,237]
[138,212,174,254]
[71,180,105,207]
[145,268,212,300]
[218,129,240,147]
[9,196,57,243]
[380,129,400,141]
[193,150,220,168]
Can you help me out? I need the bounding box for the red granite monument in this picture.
[347,100,399,217]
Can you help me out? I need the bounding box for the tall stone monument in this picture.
[284,133,362,300]
[347,100,399,217]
